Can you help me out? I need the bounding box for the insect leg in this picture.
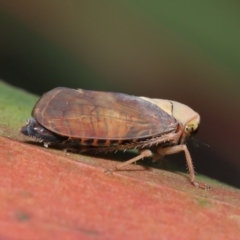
[156,145,209,189]
[109,149,152,172]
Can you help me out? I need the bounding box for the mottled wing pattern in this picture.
[32,87,177,140]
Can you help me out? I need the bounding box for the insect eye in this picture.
[185,121,199,136]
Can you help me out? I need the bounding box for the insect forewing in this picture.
[32,87,177,140]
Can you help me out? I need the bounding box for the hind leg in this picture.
[108,149,152,172]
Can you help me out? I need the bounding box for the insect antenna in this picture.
[192,138,209,148]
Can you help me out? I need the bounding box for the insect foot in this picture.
[104,168,114,175]
[192,180,210,190]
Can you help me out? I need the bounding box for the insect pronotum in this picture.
[21,87,208,189]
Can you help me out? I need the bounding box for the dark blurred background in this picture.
[0,1,240,187]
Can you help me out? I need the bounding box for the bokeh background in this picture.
[0,1,240,187]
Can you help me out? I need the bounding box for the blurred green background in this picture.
[0,1,240,187]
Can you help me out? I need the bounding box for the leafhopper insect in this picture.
[21,87,208,189]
